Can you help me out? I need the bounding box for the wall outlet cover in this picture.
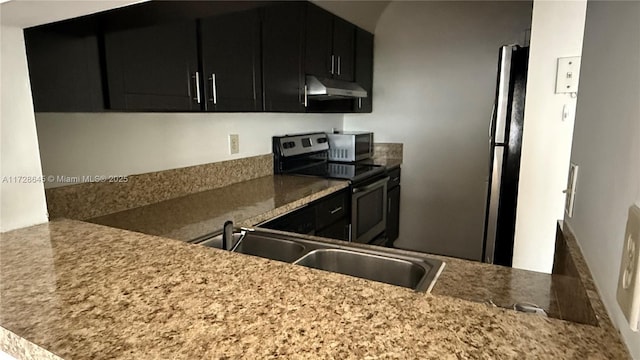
[229,134,239,154]
[616,204,640,331]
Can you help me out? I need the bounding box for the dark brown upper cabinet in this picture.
[24,22,106,112]
[262,2,306,112]
[200,10,262,112]
[103,20,200,111]
[354,27,374,113]
[305,3,355,82]
[24,1,371,114]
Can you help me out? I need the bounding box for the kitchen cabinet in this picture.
[25,0,371,114]
[304,3,355,82]
[24,23,105,112]
[261,205,316,235]
[354,28,374,113]
[200,10,262,112]
[262,2,306,112]
[386,168,401,244]
[104,20,200,111]
[261,189,350,241]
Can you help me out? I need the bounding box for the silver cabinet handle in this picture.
[209,73,217,105]
[330,55,335,74]
[303,84,308,108]
[193,71,201,104]
[337,56,341,75]
[358,98,362,109]
[330,206,343,214]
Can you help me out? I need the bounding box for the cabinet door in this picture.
[25,26,105,112]
[261,205,316,235]
[201,10,262,112]
[387,185,401,243]
[332,17,355,82]
[104,20,200,111]
[305,3,333,78]
[262,2,305,112]
[317,218,350,241]
[354,28,374,113]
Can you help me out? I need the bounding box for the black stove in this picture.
[294,161,385,183]
[273,132,390,245]
[272,132,385,184]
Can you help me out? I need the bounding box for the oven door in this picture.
[351,176,388,243]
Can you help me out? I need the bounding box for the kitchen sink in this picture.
[233,235,306,263]
[294,248,440,292]
[196,229,444,292]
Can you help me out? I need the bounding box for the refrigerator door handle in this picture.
[489,104,496,139]
[484,146,505,264]
[495,46,513,144]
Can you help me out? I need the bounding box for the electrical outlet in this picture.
[616,205,640,331]
[229,134,239,154]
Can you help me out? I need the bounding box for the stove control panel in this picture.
[273,133,329,158]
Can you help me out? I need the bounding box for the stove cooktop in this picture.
[294,161,386,183]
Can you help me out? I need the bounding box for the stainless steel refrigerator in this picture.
[482,45,529,266]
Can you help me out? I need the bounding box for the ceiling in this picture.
[1,0,389,32]
[0,0,148,28]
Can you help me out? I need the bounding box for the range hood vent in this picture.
[306,75,368,100]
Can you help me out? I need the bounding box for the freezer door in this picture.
[484,146,505,264]
[494,46,513,145]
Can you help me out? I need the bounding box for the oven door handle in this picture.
[352,177,389,194]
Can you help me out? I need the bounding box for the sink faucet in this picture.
[222,220,235,250]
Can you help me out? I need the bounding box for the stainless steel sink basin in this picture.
[196,229,444,292]
[233,235,306,263]
[294,248,442,292]
[197,232,306,263]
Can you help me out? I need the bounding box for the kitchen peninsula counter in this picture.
[88,175,349,242]
[0,220,630,359]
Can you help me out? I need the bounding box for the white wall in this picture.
[313,0,389,33]
[344,1,533,260]
[0,25,49,232]
[565,1,640,357]
[511,0,587,273]
[36,113,342,188]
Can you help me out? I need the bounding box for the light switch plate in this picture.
[616,205,640,331]
[555,56,581,94]
[564,163,578,217]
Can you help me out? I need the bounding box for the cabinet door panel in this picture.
[262,3,305,112]
[317,218,349,241]
[332,18,355,82]
[354,28,373,113]
[104,20,200,111]
[305,4,333,78]
[201,10,262,112]
[25,27,105,112]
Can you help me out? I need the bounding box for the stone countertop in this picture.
[0,220,630,359]
[88,175,349,242]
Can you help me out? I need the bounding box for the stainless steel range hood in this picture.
[306,75,368,100]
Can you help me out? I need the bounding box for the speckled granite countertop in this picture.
[88,175,348,242]
[0,220,630,359]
